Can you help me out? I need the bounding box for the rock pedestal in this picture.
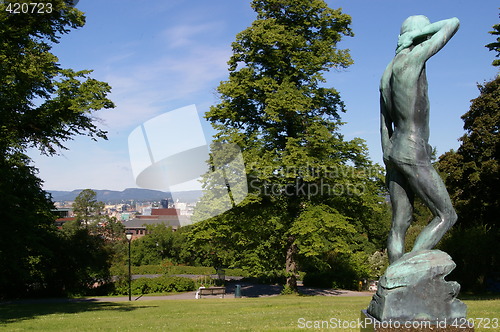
[367,250,468,324]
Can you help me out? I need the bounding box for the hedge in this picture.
[111,265,250,277]
[114,276,196,295]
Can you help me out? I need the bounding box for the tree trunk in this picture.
[285,236,298,293]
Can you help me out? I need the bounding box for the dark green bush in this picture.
[163,276,196,292]
[303,270,339,289]
[131,278,151,295]
[165,266,215,275]
[111,264,250,277]
[303,252,371,290]
[113,276,196,295]
[438,225,500,292]
[133,265,169,275]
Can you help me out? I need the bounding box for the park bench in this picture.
[197,286,226,298]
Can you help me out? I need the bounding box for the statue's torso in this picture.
[382,50,432,165]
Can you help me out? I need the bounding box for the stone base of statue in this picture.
[360,310,474,331]
[365,250,471,330]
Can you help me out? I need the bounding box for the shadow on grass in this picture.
[237,283,283,297]
[299,287,360,296]
[0,299,155,325]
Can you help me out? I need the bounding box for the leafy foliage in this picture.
[302,251,372,289]
[0,0,114,156]
[0,1,114,298]
[129,224,192,266]
[439,77,500,229]
[57,190,125,295]
[113,276,196,296]
[191,0,390,291]
[71,189,105,227]
[438,73,499,291]
[0,153,59,297]
[439,225,500,292]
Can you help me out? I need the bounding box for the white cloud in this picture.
[99,32,231,133]
[163,22,224,48]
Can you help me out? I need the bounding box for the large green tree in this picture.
[438,78,499,291]
[193,0,388,291]
[0,0,114,298]
[71,189,105,228]
[0,0,113,156]
[130,224,176,266]
[439,78,499,228]
[437,18,500,291]
[60,190,125,295]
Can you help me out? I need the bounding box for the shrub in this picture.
[281,285,296,295]
[439,225,500,292]
[133,265,168,275]
[111,264,251,278]
[131,278,151,295]
[165,266,215,275]
[162,276,196,292]
[112,276,196,295]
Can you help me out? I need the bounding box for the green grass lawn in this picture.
[1,295,499,331]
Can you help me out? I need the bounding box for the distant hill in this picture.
[48,188,203,203]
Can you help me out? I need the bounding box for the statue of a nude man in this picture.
[380,16,460,264]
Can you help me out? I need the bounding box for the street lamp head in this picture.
[125,232,133,241]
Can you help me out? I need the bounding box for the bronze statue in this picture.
[367,16,467,323]
[380,15,460,264]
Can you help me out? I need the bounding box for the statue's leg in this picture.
[404,164,458,252]
[386,166,414,264]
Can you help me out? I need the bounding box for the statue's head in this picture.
[400,15,431,35]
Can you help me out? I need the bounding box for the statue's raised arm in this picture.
[396,16,459,59]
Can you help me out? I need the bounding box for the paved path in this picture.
[1,281,373,304]
[83,282,371,303]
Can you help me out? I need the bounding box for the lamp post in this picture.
[125,232,133,301]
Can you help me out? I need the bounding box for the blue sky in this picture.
[28,0,499,191]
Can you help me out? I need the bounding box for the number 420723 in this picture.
[5,2,53,14]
